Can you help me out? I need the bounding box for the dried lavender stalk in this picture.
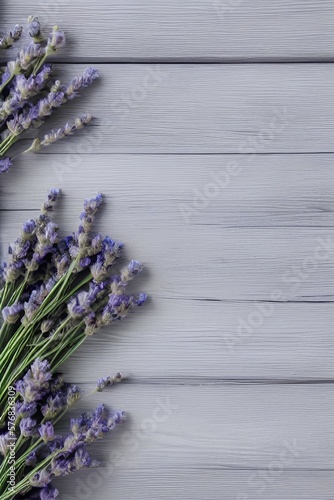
[0,17,98,174]
[0,359,125,499]
[0,189,147,429]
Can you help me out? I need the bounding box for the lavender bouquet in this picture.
[0,360,125,499]
[0,17,98,173]
[0,190,147,498]
[0,16,148,500]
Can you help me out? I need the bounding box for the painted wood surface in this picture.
[1,3,333,500]
[7,63,334,154]
[3,1,334,61]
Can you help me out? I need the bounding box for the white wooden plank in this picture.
[56,469,334,500]
[2,1,334,61]
[1,63,333,153]
[1,153,334,227]
[2,208,334,302]
[56,300,334,381]
[53,384,334,470]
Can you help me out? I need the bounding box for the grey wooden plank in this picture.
[2,207,334,302]
[2,195,334,379]
[1,153,334,228]
[2,0,334,62]
[56,468,334,500]
[52,383,334,471]
[1,63,333,153]
[54,299,334,382]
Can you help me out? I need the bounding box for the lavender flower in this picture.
[0,433,13,457]
[0,24,22,50]
[39,422,56,442]
[0,65,52,121]
[16,41,45,71]
[0,359,127,499]
[46,26,66,54]
[40,485,60,499]
[20,417,37,437]
[27,16,43,42]
[15,359,53,402]
[29,113,94,151]
[97,372,122,392]
[0,19,98,175]
[30,468,52,488]
[42,188,62,213]
[121,260,144,282]
[0,190,147,499]
[65,67,99,99]
[15,402,37,422]
[2,302,24,323]
[0,158,12,174]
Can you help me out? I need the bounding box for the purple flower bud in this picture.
[42,188,61,213]
[27,16,42,40]
[136,292,148,306]
[0,433,13,457]
[0,24,22,49]
[46,26,66,54]
[0,158,12,174]
[97,373,122,392]
[120,260,144,282]
[65,67,99,100]
[30,467,52,488]
[39,421,55,442]
[40,485,60,500]
[20,417,37,437]
[67,385,80,405]
[25,451,37,466]
[15,402,37,422]
[22,219,36,236]
[83,193,103,214]
[74,446,92,468]
[2,302,24,323]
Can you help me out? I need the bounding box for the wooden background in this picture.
[1,1,334,498]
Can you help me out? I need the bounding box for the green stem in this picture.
[0,74,14,95]
[0,446,66,500]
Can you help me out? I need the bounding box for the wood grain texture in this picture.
[52,383,334,470]
[1,153,334,227]
[3,0,334,62]
[56,469,334,500]
[1,3,334,499]
[2,206,334,303]
[1,154,334,382]
[2,63,334,153]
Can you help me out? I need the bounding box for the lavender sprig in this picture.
[0,17,98,173]
[27,113,94,152]
[0,24,22,50]
[0,359,125,499]
[0,189,147,424]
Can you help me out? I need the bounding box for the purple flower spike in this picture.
[48,188,61,202]
[0,24,22,49]
[0,158,12,174]
[46,26,66,54]
[39,421,55,442]
[30,467,52,488]
[2,302,24,323]
[121,260,144,282]
[65,67,99,100]
[42,188,62,213]
[22,219,36,235]
[20,417,37,437]
[83,193,103,214]
[40,485,60,500]
[27,16,42,40]
[136,292,148,306]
